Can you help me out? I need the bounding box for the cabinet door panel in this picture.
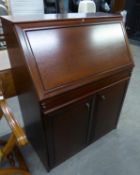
[46,98,91,167]
[92,80,128,141]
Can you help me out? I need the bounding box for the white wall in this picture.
[0,50,11,70]
[0,50,24,137]
[9,0,44,16]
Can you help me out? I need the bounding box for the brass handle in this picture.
[99,95,106,100]
[86,103,90,110]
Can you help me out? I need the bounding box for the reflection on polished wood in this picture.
[1,13,134,171]
[0,82,30,175]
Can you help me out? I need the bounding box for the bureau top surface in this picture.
[1,13,134,101]
[1,12,121,23]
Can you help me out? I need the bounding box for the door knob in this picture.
[86,103,90,110]
[99,94,106,100]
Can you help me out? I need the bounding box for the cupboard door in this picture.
[92,80,128,141]
[46,98,92,167]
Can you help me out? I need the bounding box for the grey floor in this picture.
[23,44,140,175]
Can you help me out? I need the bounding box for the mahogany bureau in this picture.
[1,13,134,171]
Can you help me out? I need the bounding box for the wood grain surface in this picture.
[1,13,134,171]
[0,69,16,98]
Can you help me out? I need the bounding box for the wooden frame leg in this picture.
[0,140,30,174]
[0,168,30,175]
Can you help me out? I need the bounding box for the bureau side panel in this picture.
[1,18,49,170]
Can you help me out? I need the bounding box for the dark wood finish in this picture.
[46,97,92,167]
[90,80,129,142]
[1,13,134,171]
[111,0,126,13]
[1,15,50,170]
[0,69,16,98]
[25,23,129,94]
